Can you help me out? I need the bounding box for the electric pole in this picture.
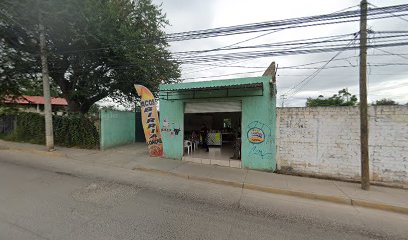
[280,94,287,108]
[39,12,54,151]
[359,0,369,190]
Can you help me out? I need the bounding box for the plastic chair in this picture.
[184,140,192,155]
[192,140,199,151]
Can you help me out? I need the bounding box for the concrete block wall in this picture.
[276,106,408,184]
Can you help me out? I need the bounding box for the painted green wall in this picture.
[241,79,276,170]
[159,76,276,171]
[100,110,135,150]
[159,100,184,159]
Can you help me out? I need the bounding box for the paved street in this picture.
[0,156,407,240]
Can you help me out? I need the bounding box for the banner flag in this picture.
[134,85,163,157]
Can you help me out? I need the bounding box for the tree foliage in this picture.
[0,0,180,113]
[372,98,399,106]
[2,112,99,148]
[306,89,358,107]
[88,103,122,115]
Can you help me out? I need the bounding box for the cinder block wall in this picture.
[276,106,408,184]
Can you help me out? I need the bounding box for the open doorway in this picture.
[183,101,242,167]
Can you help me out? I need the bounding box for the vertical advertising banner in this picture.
[134,85,163,157]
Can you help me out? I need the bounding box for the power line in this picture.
[170,31,408,61]
[173,33,408,63]
[173,41,408,64]
[375,30,408,34]
[2,3,408,66]
[281,63,408,70]
[283,35,359,99]
[174,33,357,56]
[180,33,358,74]
[166,4,408,41]
[14,3,407,55]
[372,47,408,60]
[368,2,408,23]
[176,4,360,58]
[182,58,264,75]
[180,70,263,81]
[183,56,361,70]
[182,63,266,70]
[279,56,359,69]
[179,29,287,73]
[9,46,408,75]
[3,2,408,84]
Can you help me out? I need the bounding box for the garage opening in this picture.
[183,101,242,167]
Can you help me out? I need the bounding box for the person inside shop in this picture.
[200,124,209,152]
[191,130,200,149]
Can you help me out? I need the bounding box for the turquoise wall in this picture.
[159,76,276,171]
[159,100,184,159]
[100,110,135,150]
[241,79,276,170]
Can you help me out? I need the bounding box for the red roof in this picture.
[5,96,68,106]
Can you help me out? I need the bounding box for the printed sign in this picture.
[247,127,265,143]
[134,85,163,157]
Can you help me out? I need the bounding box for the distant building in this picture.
[4,95,68,115]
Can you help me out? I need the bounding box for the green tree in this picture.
[0,0,180,113]
[306,89,358,107]
[372,98,399,106]
[88,103,121,115]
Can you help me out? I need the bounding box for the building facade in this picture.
[159,76,277,171]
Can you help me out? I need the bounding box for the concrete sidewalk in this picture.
[0,140,407,214]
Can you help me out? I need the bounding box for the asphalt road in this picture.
[0,157,407,239]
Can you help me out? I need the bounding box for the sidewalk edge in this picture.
[3,144,407,215]
[351,199,408,215]
[133,166,408,215]
[0,142,65,158]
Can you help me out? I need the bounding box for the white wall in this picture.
[276,106,408,184]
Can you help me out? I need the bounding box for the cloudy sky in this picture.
[151,0,408,107]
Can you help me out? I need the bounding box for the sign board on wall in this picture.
[247,127,265,143]
[134,85,163,157]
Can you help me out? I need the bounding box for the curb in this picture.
[0,141,69,158]
[132,166,408,215]
[350,199,408,215]
[242,183,352,205]
[6,147,65,158]
[2,144,407,215]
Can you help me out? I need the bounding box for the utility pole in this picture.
[280,95,287,107]
[39,13,54,151]
[359,0,369,190]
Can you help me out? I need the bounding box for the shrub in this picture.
[6,112,99,148]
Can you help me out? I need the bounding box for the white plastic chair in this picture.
[192,140,199,151]
[184,140,192,155]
